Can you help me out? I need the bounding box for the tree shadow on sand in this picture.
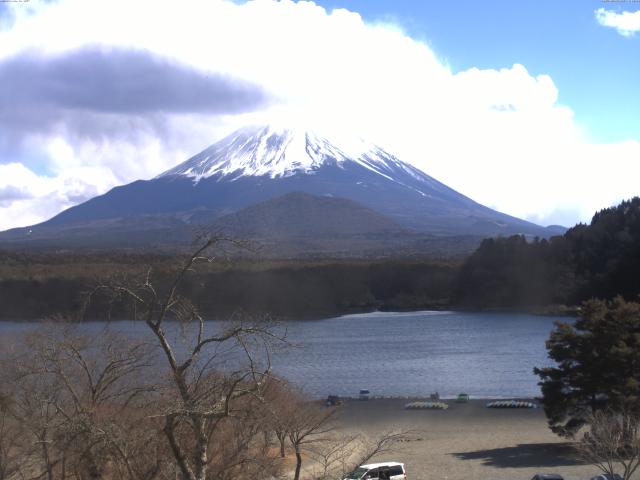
[452,443,587,468]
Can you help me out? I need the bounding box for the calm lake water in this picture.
[0,310,566,399]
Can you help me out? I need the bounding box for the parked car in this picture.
[590,474,623,480]
[344,462,406,480]
[456,393,469,402]
[531,474,563,480]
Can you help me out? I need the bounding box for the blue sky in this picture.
[316,0,639,143]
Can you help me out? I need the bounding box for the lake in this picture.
[0,310,565,399]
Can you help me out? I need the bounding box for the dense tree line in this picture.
[0,259,457,320]
[454,197,640,309]
[3,197,640,320]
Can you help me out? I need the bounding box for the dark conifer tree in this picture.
[535,298,640,436]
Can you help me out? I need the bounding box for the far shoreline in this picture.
[0,304,579,322]
[297,304,579,322]
[320,395,542,402]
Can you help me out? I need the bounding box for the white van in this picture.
[344,462,406,480]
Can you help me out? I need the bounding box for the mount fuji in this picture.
[0,124,563,254]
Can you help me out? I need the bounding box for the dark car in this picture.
[531,474,564,480]
[590,474,623,480]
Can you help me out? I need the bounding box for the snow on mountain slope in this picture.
[158,124,441,195]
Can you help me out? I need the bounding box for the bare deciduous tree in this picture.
[260,378,300,458]
[578,409,640,480]
[8,364,68,480]
[205,405,282,480]
[88,236,286,480]
[306,434,359,480]
[9,325,163,480]
[287,399,338,480]
[0,392,23,480]
[350,430,414,468]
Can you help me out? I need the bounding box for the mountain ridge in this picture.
[0,123,565,254]
[209,191,405,237]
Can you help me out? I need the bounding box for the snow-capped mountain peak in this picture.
[158,124,421,184]
[3,123,557,248]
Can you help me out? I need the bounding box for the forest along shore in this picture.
[0,253,458,320]
[336,398,593,480]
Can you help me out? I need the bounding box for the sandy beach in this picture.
[334,399,595,480]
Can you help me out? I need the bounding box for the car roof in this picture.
[533,475,563,480]
[360,462,404,469]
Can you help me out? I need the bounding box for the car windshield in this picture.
[346,468,369,479]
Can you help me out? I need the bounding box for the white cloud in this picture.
[0,162,119,230]
[595,8,640,37]
[0,0,638,230]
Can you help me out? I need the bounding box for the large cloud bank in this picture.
[0,0,638,230]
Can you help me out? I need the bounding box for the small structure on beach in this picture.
[486,400,537,408]
[405,401,448,410]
